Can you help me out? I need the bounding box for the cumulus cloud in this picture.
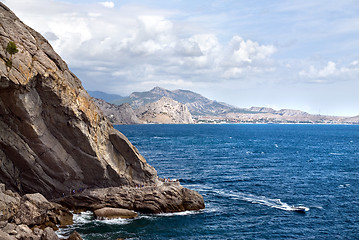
[221,36,276,78]
[299,61,359,82]
[227,36,276,64]
[3,0,277,94]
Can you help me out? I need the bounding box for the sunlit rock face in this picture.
[0,2,158,198]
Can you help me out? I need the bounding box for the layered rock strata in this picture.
[56,181,204,214]
[0,2,157,198]
[0,1,204,216]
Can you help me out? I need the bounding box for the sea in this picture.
[58,124,359,239]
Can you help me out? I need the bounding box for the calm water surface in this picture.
[58,124,359,239]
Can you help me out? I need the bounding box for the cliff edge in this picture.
[0,2,204,214]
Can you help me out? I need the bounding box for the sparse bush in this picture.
[6,41,18,56]
[5,41,18,68]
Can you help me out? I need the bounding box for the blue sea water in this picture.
[58,124,359,239]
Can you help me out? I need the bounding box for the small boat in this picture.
[291,206,309,213]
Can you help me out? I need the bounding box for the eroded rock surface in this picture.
[93,207,138,220]
[56,182,204,214]
[0,3,204,231]
[0,183,75,240]
[0,2,157,198]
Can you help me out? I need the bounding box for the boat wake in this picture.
[213,189,309,212]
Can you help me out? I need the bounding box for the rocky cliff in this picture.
[0,3,204,215]
[93,98,142,125]
[135,96,194,124]
[0,3,157,198]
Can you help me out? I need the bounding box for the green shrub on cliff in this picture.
[5,41,18,68]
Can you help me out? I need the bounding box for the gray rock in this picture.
[0,185,72,230]
[11,192,72,228]
[0,221,7,228]
[0,229,16,240]
[135,97,194,124]
[33,228,43,238]
[66,231,83,240]
[0,187,20,222]
[0,2,157,198]
[57,182,204,214]
[41,227,59,240]
[15,224,33,239]
[2,223,16,235]
[93,207,138,219]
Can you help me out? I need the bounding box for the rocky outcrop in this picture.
[67,231,83,240]
[0,183,75,240]
[93,207,138,219]
[135,97,194,124]
[93,98,142,125]
[0,2,159,198]
[0,224,60,240]
[56,181,204,214]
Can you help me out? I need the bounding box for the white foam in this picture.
[147,210,203,218]
[329,152,344,156]
[72,211,94,224]
[153,136,170,140]
[213,189,309,212]
[95,217,131,225]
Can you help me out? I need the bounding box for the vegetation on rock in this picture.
[5,41,18,68]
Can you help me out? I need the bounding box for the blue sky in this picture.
[3,0,359,116]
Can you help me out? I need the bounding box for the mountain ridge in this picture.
[92,87,358,124]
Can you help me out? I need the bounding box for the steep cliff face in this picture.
[135,96,194,124]
[0,3,158,198]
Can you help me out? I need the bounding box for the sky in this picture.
[3,0,359,116]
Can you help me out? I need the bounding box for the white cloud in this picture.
[220,36,276,78]
[299,61,359,81]
[99,1,115,8]
[3,0,359,116]
[3,0,275,96]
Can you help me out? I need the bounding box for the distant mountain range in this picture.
[89,87,359,124]
[108,87,249,116]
